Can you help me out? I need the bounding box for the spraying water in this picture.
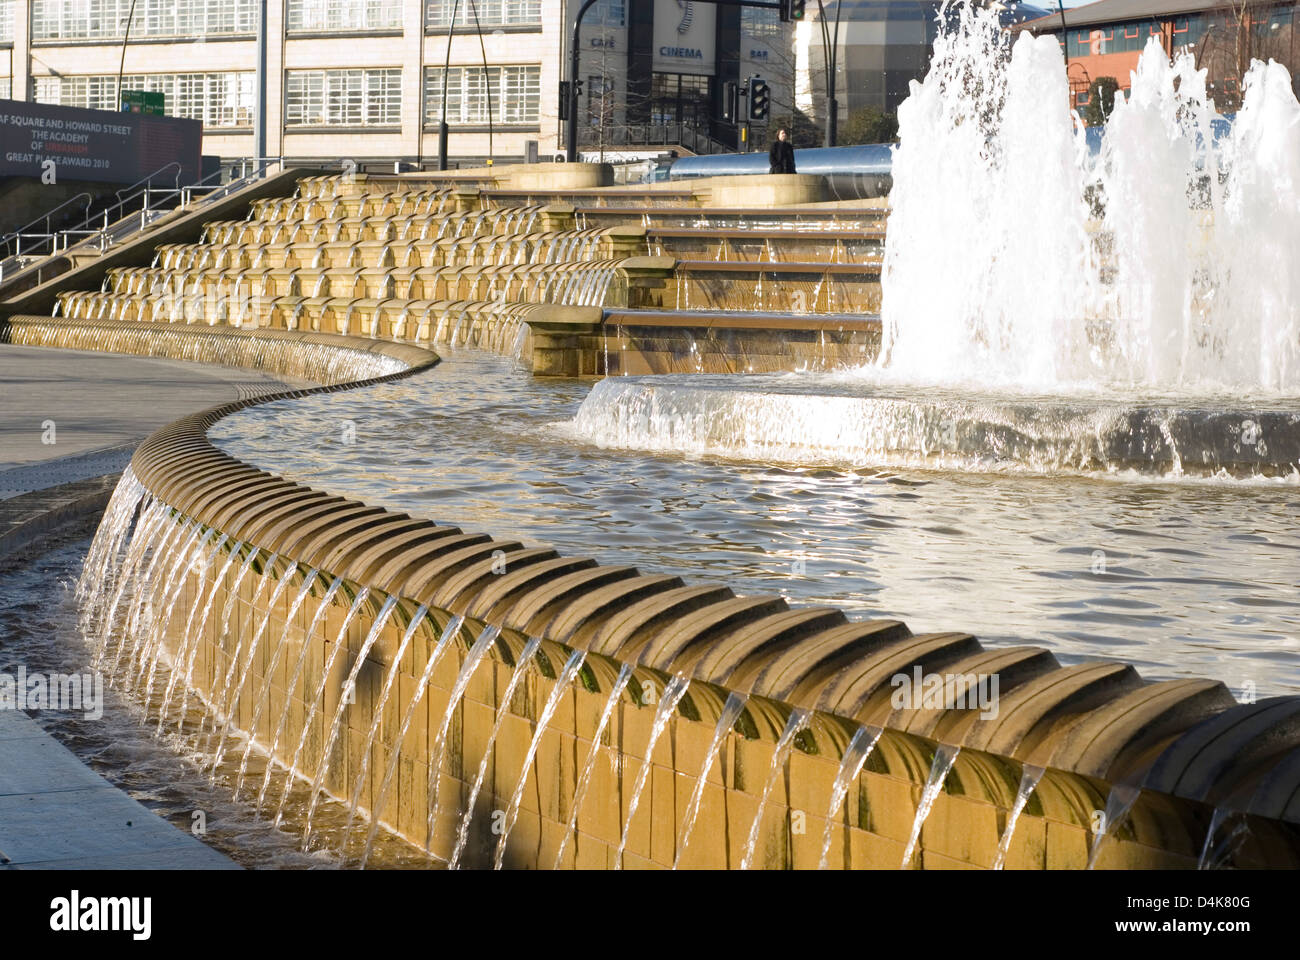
[881,3,1300,395]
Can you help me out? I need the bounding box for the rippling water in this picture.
[0,539,429,869]
[210,351,1300,697]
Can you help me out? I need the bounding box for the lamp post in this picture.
[115,0,139,110]
[437,0,462,170]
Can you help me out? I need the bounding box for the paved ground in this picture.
[0,711,239,869]
[0,344,304,497]
[0,342,304,870]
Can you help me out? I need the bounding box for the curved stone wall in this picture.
[13,317,1300,869]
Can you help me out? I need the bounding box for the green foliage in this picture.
[772,109,821,148]
[839,106,900,145]
[1083,76,1120,126]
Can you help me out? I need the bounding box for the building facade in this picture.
[0,0,798,164]
[1019,0,1299,114]
[0,0,558,164]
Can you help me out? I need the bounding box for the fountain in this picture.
[8,0,1300,872]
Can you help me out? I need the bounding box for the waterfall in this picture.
[1087,783,1143,869]
[425,624,501,859]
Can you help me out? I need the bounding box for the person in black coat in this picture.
[769,129,796,174]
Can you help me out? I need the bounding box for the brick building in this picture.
[1018,0,1299,115]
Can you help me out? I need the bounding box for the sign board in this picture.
[0,99,201,185]
[652,0,717,76]
[121,90,166,116]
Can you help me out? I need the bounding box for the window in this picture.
[742,7,783,43]
[287,0,402,33]
[589,0,625,27]
[33,72,255,126]
[0,79,10,99]
[0,0,13,43]
[285,68,403,127]
[424,65,540,124]
[31,0,257,41]
[425,0,541,29]
[1124,25,1139,38]
[587,74,615,125]
[1076,90,1090,105]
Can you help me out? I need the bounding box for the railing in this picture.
[0,193,97,264]
[0,157,284,294]
[580,122,735,157]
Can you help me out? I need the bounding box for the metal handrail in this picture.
[0,192,95,260]
[0,155,286,292]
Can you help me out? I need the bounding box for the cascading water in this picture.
[881,3,1300,394]
[900,744,960,869]
[817,724,884,870]
[674,691,748,869]
[356,613,465,867]
[1087,782,1143,869]
[553,662,633,868]
[739,707,811,870]
[301,593,401,844]
[447,635,543,869]
[272,585,373,826]
[492,647,587,869]
[425,623,501,859]
[614,675,691,869]
[1197,807,1250,869]
[992,763,1044,870]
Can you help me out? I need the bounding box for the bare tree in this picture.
[1192,0,1296,110]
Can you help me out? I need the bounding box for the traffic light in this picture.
[749,78,770,121]
[721,81,737,122]
[779,0,805,22]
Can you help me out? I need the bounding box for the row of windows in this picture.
[15,0,546,41]
[30,65,544,128]
[284,68,403,126]
[34,73,256,126]
[424,65,540,123]
[287,0,403,32]
[425,0,541,28]
[1059,6,1296,58]
[31,0,258,41]
[1061,21,1161,57]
